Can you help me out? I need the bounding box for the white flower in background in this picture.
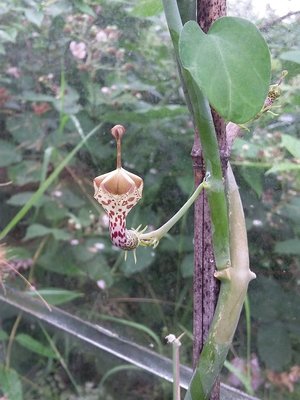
[97,280,106,290]
[96,30,108,42]
[69,41,87,59]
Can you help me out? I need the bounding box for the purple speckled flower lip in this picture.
[93,125,143,250]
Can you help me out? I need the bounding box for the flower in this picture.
[69,41,87,59]
[93,125,143,250]
[96,30,108,42]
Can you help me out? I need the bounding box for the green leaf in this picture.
[179,17,271,123]
[73,0,96,17]
[24,8,44,26]
[27,288,83,305]
[266,161,300,175]
[15,333,57,358]
[0,365,23,400]
[0,140,22,167]
[58,188,85,208]
[84,255,114,287]
[43,0,72,16]
[38,243,82,276]
[103,105,187,123]
[7,192,48,207]
[131,0,163,17]
[6,246,32,260]
[275,239,300,255]
[7,113,48,144]
[122,247,156,275]
[8,161,43,185]
[280,50,300,65]
[180,253,194,278]
[43,200,67,222]
[24,224,71,241]
[257,321,292,370]
[249,277,283,322]
[240,168,263,197]
[0,29,17,43]
[281,134,300,158]
[0,329,8,340]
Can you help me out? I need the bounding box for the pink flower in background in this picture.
[6,66,21,79]
[96,30,108,42]
[69,41,87,59]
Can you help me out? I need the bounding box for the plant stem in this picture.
[244,294,252,390]
[139,180,208,243]
[5,313,22,369]
[162,0,230,270]
[184,164,256,399]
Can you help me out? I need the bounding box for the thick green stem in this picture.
[162,0,230,270]
[184,164,256,399]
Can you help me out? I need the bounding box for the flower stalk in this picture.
[93,125,209,253]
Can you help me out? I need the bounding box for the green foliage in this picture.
[15,333,57,358]
[0,0,299,398]
[179,17,271,123]
[0,365,23,400]
[131,0,163,17]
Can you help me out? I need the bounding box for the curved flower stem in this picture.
[162,0,230,270]
[138,179,208,246]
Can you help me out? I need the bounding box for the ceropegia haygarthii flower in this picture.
[93,125,144,250]
[93,125,209,257]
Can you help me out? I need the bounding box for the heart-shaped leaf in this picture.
[179,17,271,123]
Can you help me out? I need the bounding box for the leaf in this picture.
[7,113,48,144]
[180,253,194,278]
[0,29,17,43]
[280,50,300,65]
[257,321,292,370]
[103,105,187,123]
[43,0,72,16]
[58,188,85,208]
[131,0,163,17]
[27,289,83,305]
[281,134,300,158]
[73,0,96,17]
[121,247,156,275]
[24,224,71,241]
[0,329,8,340]
[15,333,57,358]
[84,256,114,287]
[7,192,47,207]
[8,161,43,185]
[0,365,23,400]
[266,161,300,175]
[240,168,263,197]
[249,276,283,322]
[179,17,271,123]
[24,8,44,26]
[0,140,22,167]
[275,239,300,255]
[38,244,82,276]
[6,246,32,260]
[42,200,67,222]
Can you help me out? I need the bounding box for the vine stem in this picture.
[139,180,208,244]
[162,0,230,270]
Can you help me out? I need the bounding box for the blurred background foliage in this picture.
[0,0,299,399]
